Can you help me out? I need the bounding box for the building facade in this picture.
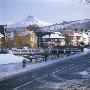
[65,30,83,46]
[42,32,65,48]
[17,31,38,48]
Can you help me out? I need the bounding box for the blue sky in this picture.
[0,0,90,25]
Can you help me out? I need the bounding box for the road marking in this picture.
[12,74,48,90]
[37,74,48,79]
[52,63,76,74]
[52,62,81,74]
[12,59,89,90]
[12,81,32,90]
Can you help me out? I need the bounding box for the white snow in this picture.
[0,48,90,81]
[82,32,89,45]
[8,32,14,40]
[8,15,51,28]
[78,71,90,79]
[0,54,24,80]
[0,54,23,65]
[36,18,51,26]
[79,71,89,76]
[42,32,65,39]
[84,48,90,53]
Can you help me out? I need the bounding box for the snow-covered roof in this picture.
[50,33,64,38]
[53,32,62,35]
[42,32,65,39]
[42,35,50,38]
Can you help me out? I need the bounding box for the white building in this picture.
[42,32,65,48]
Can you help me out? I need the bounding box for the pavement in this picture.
[0,51,90,90]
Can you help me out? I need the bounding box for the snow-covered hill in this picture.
[41,19,90,32]
[8,15,51,28]
[7,16,90,32]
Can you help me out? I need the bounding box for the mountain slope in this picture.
[8,15,51,28]
[41,19,90,32]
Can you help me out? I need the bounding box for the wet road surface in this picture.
[0,52,90,90]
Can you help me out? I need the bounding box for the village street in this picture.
[0,51,90,90]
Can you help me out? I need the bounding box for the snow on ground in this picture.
[0,54,24,81]
[79,71,89,76]
[84,48,90,52]
[0,48,90,81]
[78,71,90,79]
[0,54,23,65]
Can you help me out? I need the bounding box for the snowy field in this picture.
[0,48,90,81]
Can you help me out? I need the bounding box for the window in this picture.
[70,36,73,40]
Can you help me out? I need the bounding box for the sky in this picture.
[0,0,90,25]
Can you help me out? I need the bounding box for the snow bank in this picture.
[84,48,90,52]
[0,54,24,81]
[0,54,23,65]
[79,71,89,76]
[78,71,90,79]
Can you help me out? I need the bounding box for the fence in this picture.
[12,47,83,55]
[12,48,44,55]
